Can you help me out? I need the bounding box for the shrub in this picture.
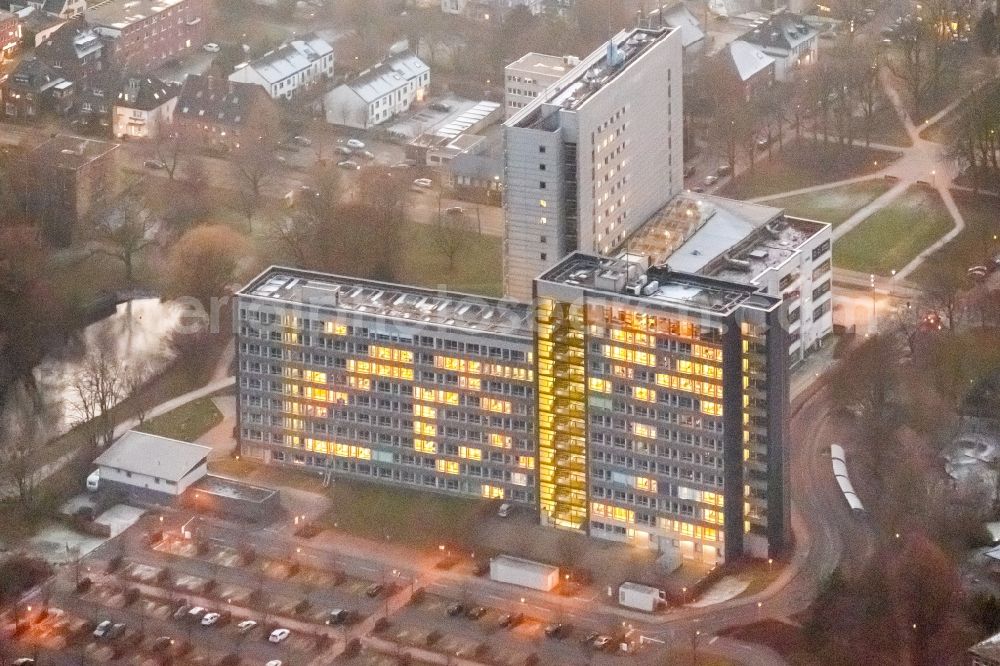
[343,638,361,657]
[106,554,124,574]
[0,556,53,602]
[425,629,442,646]
[202,579,218,595]
[372,617,389,633]
[123,588,140,606]
[75,578,93,594]
[294,598,311,615]
[409,587,426,605]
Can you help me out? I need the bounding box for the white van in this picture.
[86,469,100,492]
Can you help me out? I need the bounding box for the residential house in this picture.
[174,74,277,151]
[16,6,63,47]
[0,56,72,118]
[323,52,428,129]
[34,18,103,82]
[86,0,207,71]
[74,70,120,131]
[0,10,20,59]
[10,0,85,20]
[94,431,210,501]
[229,33,333,100]
[740,12,818,80]
[113,74,178,138]
[720,40,774,101]
[17,134,119,246]
[650,3,705,67]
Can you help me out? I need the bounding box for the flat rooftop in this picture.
[539,252,780,316]
[191,475,277,503]
[87,0,186,29]
[506,52,574,78]
[623,193,828,283]
[507,27,674,127]
[31,134,119,170]
[238,267,532,339]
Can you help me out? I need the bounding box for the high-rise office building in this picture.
[235,254,791,564]
[534,253,790,561]
[235,269,538,506]
[503,26,684,301]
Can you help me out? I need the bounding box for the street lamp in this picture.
[682,586,688,605]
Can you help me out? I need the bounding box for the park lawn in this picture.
[319,477,489,549]
[137,396,223,442]
[908,191,1000,286]
[833,186,954,276]
[766,179,893,227]
[720,139,901,200]
[397,221,503,298]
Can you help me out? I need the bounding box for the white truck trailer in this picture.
[618,582,666,612]
[489,555,560,592]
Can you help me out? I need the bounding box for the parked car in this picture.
[150,637,173,650]
[203,42,220,53]
[498,612,522,628]
[200,611,227,626]
[365,583,384,598]
[269,628,291,643]
[292,135,313,147]
[968,265,988,281]
[592,635,613,650]
[326,609,350,625]
[108,623,126,639]
[143,159,166,170]
[86,469,100,491]
[703,175,719,187]
[683,164,696,178]
[445,206,464,215]
[265,661,283,666]
[413,178,433,189]
[236,620,257,634]
[336,146,353,155]
[544,623,569,639]
[465,606,487,620]
[93,621,114,639]
[359,150,375,160]
[346,139,365,149]
[337,160,360,170]
[716,164,732,176]
[446,602,464,617]
[12,660,35,666]
[497,502,512,517]
[171,605,192,621]
[186,607,207,622]
[430,101,452,112]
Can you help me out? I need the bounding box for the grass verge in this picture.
[766,179,893,227]
[907,190,1000,285]
[720,139,902,200]
[136,396,223,442]
[834,185,954,275]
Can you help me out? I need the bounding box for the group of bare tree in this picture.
[946,80,1000,191]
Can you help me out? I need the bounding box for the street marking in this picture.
[709,636,718,645]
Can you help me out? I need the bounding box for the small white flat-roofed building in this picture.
[229,33,334,100]
[324,52,429,129]
[503,52,577,119]
[94,430,210,500]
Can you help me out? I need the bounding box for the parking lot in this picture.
[1,510,691,666]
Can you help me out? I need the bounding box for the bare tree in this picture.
[70,342,128,449]
[432,207,469,272]
[0,385,58,508]
[90,186,158,290]
[153,128,191,181]
[886,0,956,119]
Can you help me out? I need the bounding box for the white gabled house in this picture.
[229,33,334,100]
[94,430,210,500]
[324,52,429,130]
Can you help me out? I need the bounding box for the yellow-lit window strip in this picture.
[483,364,532,381]
[704,509,724,525]
[489,433,513,449]
[413,404,437,419]
[632,423,657,439]
[589,377,612,393]
[692,345,723,362]
[303,370,327,384]
[414,438,437,454]
[458,446,482,460]
[323,322,348,335]
[602,345,656,367]
[370,346,414,364]
[346,360,414,380]
[436,459,460,475]
[413,420,437,436]
[487,398,511,414]
[656,374,722,399]
[434,356,481,374]
[675,360,723,380]
[348,376,370,391]
[632,386,656,402]
[661,519,718,542]
[302,438,371,460]
[414,387,461,404]
[701,401,723,416]
[283,401,329,418]
[634,476,657,492]
[591,502,635,524]
[481,484,505,499]
[516,455,535,469]
[608,328,655,347]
